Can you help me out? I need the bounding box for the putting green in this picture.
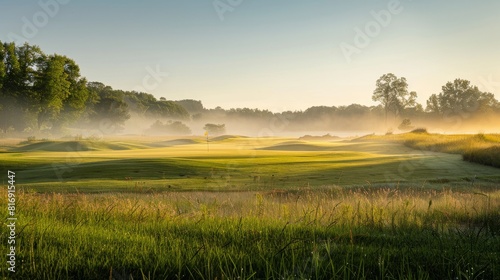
[1,135,499,192]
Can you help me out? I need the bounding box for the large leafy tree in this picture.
[51,57,88,131]
[0,42,26,132]
[0,43,6,132]
[17,43,46,131]
[2,42,23,94]
[426,79,498,116]
[372,73,417,126]
[35,55,72,130]
[0,43,5,91]
[0,42,89,132]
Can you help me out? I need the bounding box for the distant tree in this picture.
[425,94,440,115]
[0,43,5,91]
[75,82,99,126]
[203,123,226,135]
[87,82,130,132]
[124,92,189,119]
[227,107,274,120]
[398,118,414,131]
[145,120,192,135]
[52,59,88,132]
[167,121,191,135]
[0,43,7,131]
[175,99,204,114]
[403,103,424,118]
[425,79,498,116]
[340,104,370,116]
[2,42,24,95]
[372,73,417,126]
[95,96,130,132]
[303,106,336,118]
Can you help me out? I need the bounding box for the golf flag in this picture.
[204,131,209,151]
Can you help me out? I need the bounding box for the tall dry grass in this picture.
[364,131,500,168]
[1,186,499,279]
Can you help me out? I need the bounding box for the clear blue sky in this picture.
[1,0,499,111]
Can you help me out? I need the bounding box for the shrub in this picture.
[474,133,487,142]
[145,120,192,135]
[398,118,414,131]
[410,128,427,134]
[204,123,226,135]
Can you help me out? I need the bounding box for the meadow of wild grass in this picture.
[1,134,500,279]
[361,131,500,168]
[1,186,499,279]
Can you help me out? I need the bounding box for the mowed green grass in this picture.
[1,135,499,193]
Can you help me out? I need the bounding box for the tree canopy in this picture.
[426,79,498,116]
[204,123,226,135]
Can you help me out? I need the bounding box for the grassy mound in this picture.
[410,128,428,134]
[13,140,147,152]
[402,133,499,153]
[298,134,341,141]
[209,135,248,141]
[150,138,199,147]
[259,143,332,151]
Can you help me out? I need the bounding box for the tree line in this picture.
[1,41,499,135]
[190,74,499,133]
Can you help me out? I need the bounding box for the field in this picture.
[1,133,500,279]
